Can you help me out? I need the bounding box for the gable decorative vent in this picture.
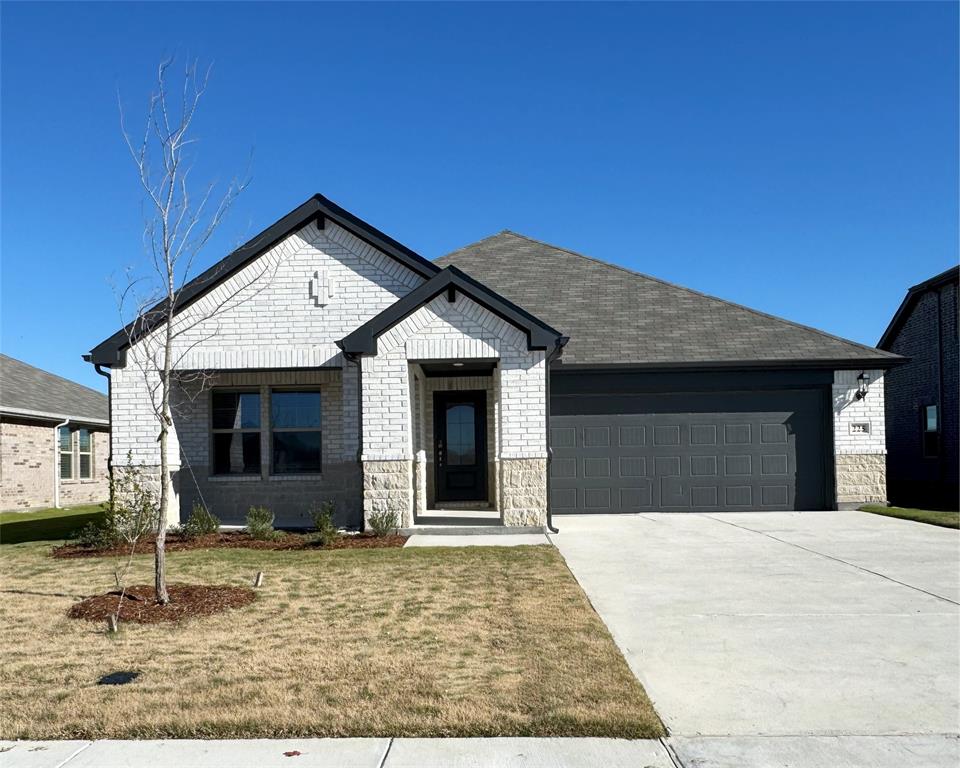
[310,268,336,307]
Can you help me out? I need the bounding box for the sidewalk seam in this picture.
[704,515,959,606]
[53,740,94,768]
[659,737,686,768]
[377,737,394,768]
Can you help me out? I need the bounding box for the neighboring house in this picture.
[878,266,959,509]
[0,355,110,511]
[85,195,902,530]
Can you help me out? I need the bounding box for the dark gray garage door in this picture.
[550,389,828,513]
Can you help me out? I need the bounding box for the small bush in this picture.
[246,506,278,540]
[176,502,220,539]
[367,510,399,537]
[76,463,157,548]
[311,500,340,546]
[75,517,118,549]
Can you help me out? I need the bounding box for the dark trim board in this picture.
[550,368,835,396]
[87,194,441,367]
[879,265,959,350]
[338,266,565,356]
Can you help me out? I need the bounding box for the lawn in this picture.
[0,540,663,740]
[0,504,105,544]
[860,504,959,529]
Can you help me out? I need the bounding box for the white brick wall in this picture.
[833,369,886,455]
[111,221,424,467]
[361,293,546,461]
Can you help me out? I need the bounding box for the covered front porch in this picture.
[341,266,565,531]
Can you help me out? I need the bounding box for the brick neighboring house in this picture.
[879,267,959,509]
[85,195,903,530]
[0,355,110,511]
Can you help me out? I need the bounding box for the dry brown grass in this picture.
[0,541,663,739]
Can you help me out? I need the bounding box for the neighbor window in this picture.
[922,404,940,458]
[271,390,322,474]
[77,429,92,479]
[59,427,93,480]
[59,427,73,480]
[211,390,261,474]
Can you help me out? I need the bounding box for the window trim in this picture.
[210,388,263,476]
[269,387,323,476]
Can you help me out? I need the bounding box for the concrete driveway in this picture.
[552,511,960,738]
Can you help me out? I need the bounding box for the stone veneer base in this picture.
[499,457,548,527]
[835,453,887,507]
[362,459,413,529]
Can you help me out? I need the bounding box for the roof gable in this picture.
[0,355,108,424]
[437,231,903,369]
[878,266,959,350]
[337,266,564,356]
[87,194,441,366]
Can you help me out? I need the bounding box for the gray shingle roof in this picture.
[0,355,108,423]
[436,231,901,368]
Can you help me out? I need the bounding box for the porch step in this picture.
[431,500,491,510]
[401,525,547,536]
[414,515,500,527]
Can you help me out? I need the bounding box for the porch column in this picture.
[359,356,414,529]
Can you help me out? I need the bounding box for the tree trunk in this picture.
[156,421,170,604]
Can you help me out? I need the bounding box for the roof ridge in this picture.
[435,230,513,261]
[492,231,898,360]
[0,354,107,399]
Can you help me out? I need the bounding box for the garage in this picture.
[549,370,832,513]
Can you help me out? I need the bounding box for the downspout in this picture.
[544,336,570,534]
[936,289,945,492]
[53,417,69,509]
[93,363,113,508]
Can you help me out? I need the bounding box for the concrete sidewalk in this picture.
[0,738,673,768]
[4,736,959,767]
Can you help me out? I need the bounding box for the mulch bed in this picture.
[67,583,257,624]
[52,531,407,559]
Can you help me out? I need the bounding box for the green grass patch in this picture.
[860,504,959,529]
[0,505,105,544]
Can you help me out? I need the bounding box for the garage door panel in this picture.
[550,389,825,512]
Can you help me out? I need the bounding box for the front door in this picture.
[434,390,487,502]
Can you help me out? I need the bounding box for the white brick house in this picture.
[87,195,903,529]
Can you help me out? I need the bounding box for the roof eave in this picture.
[338,266,564,356]
[86,194,441,368]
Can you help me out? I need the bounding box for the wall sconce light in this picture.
[855,372,870,400]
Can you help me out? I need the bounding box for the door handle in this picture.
[438,440,443,467]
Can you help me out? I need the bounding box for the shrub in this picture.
[311,500,340,546]
[367,509,399,537]
[76,463,157,548]
[246,506,278,540]
[176,502,220,539]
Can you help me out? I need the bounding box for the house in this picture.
[878,266,959,509]
[85,195,902,529]
[0,355,110,511]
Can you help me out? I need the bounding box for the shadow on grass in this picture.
[0,509,106,544]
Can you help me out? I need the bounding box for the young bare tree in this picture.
[117,59,276,604]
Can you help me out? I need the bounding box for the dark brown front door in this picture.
[434,390,487,502]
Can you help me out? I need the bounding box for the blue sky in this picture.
[2,1,957,392]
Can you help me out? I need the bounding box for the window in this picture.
[59,428,94,480]
[59,427,73,480]
[77,429,92,479]
[922,404,940,458]
[271,390,322,474]
[211,391,261,474]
